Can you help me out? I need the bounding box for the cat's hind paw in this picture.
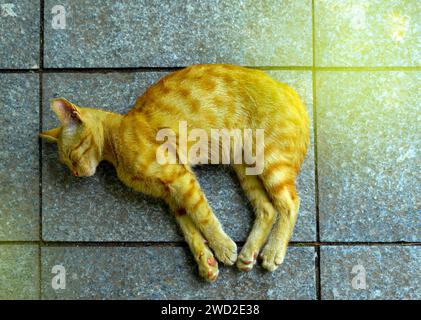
[236,248,258,271]
[260,242,287,272]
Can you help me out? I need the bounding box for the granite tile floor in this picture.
[0,0,419,299]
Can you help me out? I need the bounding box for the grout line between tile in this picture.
[312,66,421,71]
[2,240,419,246]
[312,0,322,301]
[0,66,420,74]
[38,71,42,300]
[38,0,45,300]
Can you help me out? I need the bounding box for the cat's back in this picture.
[129,64,306,132]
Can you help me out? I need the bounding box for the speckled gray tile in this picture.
[43,0,312,68]
[321,246,421,300]
[315,0,421,66]
[0,245,39,299]
[0,0,40,68]
[317,71,420,241]
[42,71,315,241]
[0,74,39,240]
[41,246,315,299]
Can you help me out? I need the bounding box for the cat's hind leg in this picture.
[259,164,299,271]
[168,201,219,282]
[232,164,277,271]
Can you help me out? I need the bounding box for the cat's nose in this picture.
[72,169,78,177]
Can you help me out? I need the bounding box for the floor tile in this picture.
[0,245,39,299]
[43,0,312,67]
[317,71,420,241]
[0,0,40,68]
[41,246,316,299]
[321,246,421,299]
[0,74,39,240]
[315,0,421,66]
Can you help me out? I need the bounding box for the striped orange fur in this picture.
[40,64,309,281]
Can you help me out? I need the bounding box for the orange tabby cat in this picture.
[40,64,309,282]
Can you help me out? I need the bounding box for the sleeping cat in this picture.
[40,64,309,282]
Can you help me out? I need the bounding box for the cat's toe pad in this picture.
[207,257,217,266]
[207,269,219,282]
[198,252,219,282]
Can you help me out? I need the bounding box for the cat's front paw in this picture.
[209,236,238,266]
[198,251,219,282]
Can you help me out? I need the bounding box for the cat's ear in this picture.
[39,127,61,143]
[51,98,83,127]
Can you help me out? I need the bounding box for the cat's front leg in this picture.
[164,165,238,266]
[168,201,219,282]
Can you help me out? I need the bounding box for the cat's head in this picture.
[40,98,103,177]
